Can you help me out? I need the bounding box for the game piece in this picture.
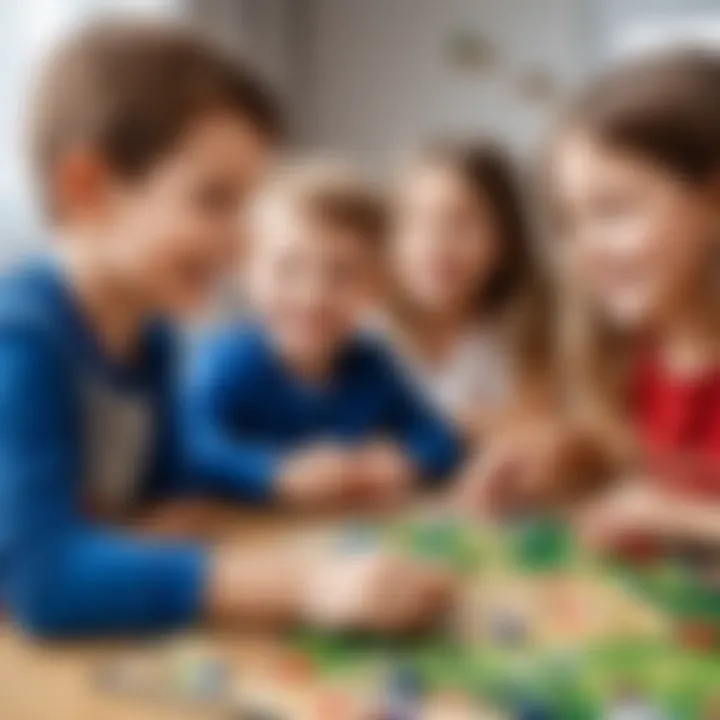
[95,655,154,697]
[166,641,231,704]
[612,534,663,567]
[423,691,481,720]
[314,688,368,720]
[275,651,315,684]
[232,705,282,720]
[388,665,425,697]
[488,609,528,649]
[382,664,425,720]
[192,656,229,700]
[702,693,720,720]
[515,699,554,720]
[676,620,719,652]
[338,522,379,553]
[607,697,667,720]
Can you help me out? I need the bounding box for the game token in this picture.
[388,665,426,697]
[612,534,663,567]
[676,620,719,652]
[168,642,231,703]
[231,705,282,720]
[607,698,667,720]
[95,655,154,697]
[276,651,315,683]
[488,610,528,649]
[339,523,379,553]
[515,699,554,720]
[383,665,426,720]
[192,657,229,700]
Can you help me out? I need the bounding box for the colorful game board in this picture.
[96,514,720,719]
[290,514,720,719]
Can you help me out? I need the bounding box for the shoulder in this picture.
[0,265,79,401]
[343,333,408,381]
[0,261,62,328]
[0,261,72,360]
[189,323,273,384]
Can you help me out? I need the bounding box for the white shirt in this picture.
[375,319,514,419]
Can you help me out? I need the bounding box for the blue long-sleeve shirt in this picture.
[0,262,207,637]
[184,325,464,500]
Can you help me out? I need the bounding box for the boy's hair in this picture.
[29,17,282,215]
[551,48,720,464]
[254,160,388,246]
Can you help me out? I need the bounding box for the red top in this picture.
[634,354,720,498]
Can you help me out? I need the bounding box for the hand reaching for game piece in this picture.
[354,441,414,509]
[300,550,457,633]
[209,541,457,634]
[277,442,414,511]
[454,420,610,518]
[575,480,677,552]
[277,444,363,509]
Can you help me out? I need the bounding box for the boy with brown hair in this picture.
[0,19,455,637]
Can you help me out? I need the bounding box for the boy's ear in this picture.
[54,147,113,223]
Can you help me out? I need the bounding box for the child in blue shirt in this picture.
[185,163,464,510]
[0,20,455,638]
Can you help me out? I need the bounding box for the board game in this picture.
[97,513,720,719]
[290,514,720,719]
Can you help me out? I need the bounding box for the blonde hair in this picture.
[252,159,387,247]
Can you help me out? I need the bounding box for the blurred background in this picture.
[1,0,719,260]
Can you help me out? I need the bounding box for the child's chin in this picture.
[283,333,344,360]
[156,290,212,321]
[604,297,654,330]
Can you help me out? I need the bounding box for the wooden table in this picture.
[0,503,325,720]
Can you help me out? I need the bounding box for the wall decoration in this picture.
[515,66,558,103]
[445,29,499,72]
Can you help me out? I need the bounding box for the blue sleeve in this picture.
[182,334,282,503]
[380,349,465,484]
[0,327,208,638]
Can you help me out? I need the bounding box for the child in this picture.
[0,19,455,638]
[184,162,464,509]
[386,140,549,440]
[468,49,720,546]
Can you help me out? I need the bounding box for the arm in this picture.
[381,352,465,484]
[181,336,282,503]
[0,328,207,637]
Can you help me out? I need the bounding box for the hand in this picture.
[277,444,361,509]
[453,423,561,517]
[301,550,456,633]
[354,441,414,509]
[575,480,674,551]
[454,421,608,518]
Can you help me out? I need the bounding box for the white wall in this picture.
[295,0,588,173]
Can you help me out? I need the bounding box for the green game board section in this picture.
[292,516,720,719]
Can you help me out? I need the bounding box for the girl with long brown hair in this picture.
[384,140,549,442]
[469,48,720,550]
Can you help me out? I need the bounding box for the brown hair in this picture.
[29,17,282,216]
[552,48,720,460]
[254,160,388,247]
[396,140,552,384]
